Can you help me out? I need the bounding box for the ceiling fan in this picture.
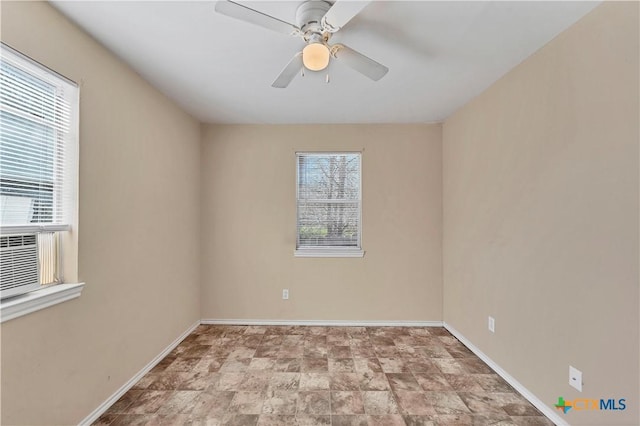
[215,0,389,88]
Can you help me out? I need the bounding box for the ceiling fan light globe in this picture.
[302,43,330,71]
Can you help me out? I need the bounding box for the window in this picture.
[0,43,79,286]
[295,152,363,257]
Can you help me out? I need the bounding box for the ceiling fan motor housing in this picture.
[296,1,332,35]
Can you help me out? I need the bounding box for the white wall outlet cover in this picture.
[488,316,495,333]
[569,365,582,392]
[282,289,289,300]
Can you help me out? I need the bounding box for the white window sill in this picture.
[294,248,365,258]
[0,282,85,323]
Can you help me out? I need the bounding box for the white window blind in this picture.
[0,44,78,234]
[296,152,361,251]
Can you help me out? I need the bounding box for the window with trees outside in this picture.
[295,152,363,257]
[0,43,79,287]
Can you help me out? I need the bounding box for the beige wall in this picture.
[443,2,639,425]
[201,124,442,321]
[0,2,202,425]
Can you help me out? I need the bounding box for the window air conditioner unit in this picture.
[0,234,40,299]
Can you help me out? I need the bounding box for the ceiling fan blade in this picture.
[322,0,371,32]
[272,52,303,88]
[215,1,300,36]
[332,44,388,81]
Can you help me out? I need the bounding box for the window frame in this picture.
[0,43,79,236]
[0,43,83,322]
[294,151,364,258]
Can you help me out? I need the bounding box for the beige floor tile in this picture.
[98,326,554,426]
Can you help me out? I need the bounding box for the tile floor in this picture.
[94,325,554,426]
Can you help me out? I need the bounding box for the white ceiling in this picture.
[51,1,600,124]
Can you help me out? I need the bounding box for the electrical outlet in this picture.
[282,289,289,300]
[569,366,582,392]
[488,316,495,333]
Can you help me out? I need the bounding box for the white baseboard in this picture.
[443,322,565,426]
[201,318,443,327]
[79,320,201,426]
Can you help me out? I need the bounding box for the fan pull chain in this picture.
[301,69,305,77]
[326,73,330,84]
